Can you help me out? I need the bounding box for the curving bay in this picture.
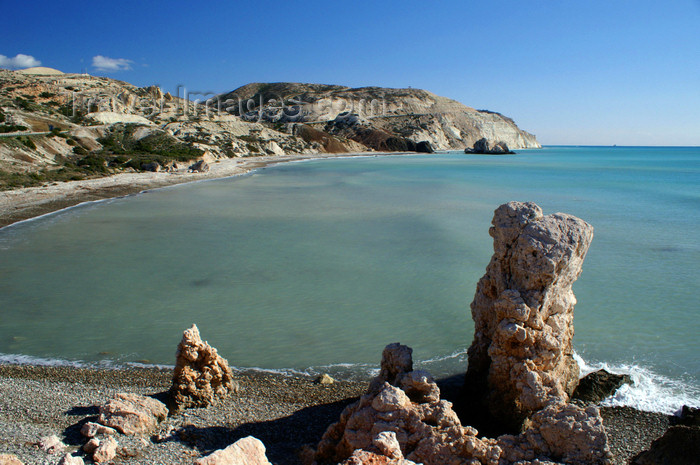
[0,146,698,411]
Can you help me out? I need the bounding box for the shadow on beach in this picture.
[176,397,358,464]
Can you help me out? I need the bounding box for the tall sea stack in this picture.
[463,201,594,432]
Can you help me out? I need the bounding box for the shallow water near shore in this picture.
[1,146,698,413]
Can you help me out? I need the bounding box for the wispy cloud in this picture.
[92,55,133,72]
[0,54,41,69]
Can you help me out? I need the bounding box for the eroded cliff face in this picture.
[0,71,539,187]
[217,83,541,150]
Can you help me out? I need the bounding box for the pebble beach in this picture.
[0,364,672,465]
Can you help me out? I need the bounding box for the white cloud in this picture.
[92,55,133,72]
[0,54,41,69]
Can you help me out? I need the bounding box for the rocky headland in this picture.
[0,201,694,465]
[0,68,541,229]
[0,69,539,192]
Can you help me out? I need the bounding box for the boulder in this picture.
[499,403,612,465]
[673,405,700,427]
[465,138,514,154]
[463,201,594,432]
[189,160,210,172]
[140,161,161,172]
[98,392,168,435]
[57,454,84,465]
[80,421,117,438]
[169,324,235,411]
[631,425,700,465]
[194,436,273,465]
[92,437,118,464]
[36,435,66,454]
[83,438,100,454]
[315,373,335,385]
[0,455,23,465]
[572,369,633,403]
[397,370,440,404]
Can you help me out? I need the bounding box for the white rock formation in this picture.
[86,111,154,125]
[98,392,168,435]
[16,67,64,75]
[194,436,273,465]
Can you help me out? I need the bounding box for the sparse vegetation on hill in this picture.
[0,124,28,133]
[0,69,539,189]
[96,124,204,170]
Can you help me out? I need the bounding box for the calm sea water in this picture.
[1,146,698,412]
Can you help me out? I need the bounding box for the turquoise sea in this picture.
[0,146,698,413]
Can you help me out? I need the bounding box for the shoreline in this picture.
[0,150,693,463]
[0,363,673,465]
[0,151,406,230]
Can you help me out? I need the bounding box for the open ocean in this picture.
[0,146,698,414]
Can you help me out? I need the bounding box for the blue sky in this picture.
[1,0,698,145]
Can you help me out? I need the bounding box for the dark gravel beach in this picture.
[0,364,673,465]
[0,364,366,464]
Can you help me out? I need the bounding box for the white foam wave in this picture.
[0,352,119,369]
[417,347,469,366]
[0,353,174,371]
[574,352,700,414]
[4,350,697,413]
[125,361,174,370]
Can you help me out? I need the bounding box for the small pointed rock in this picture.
[169,324,234,411]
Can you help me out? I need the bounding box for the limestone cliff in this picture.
[0,71,539,188]
[217,82,541,151]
